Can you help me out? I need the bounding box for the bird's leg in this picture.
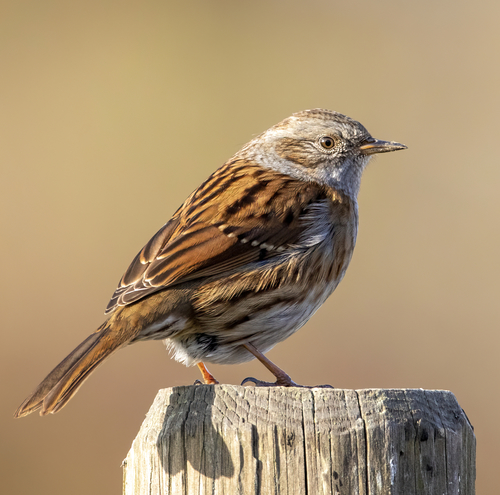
[241,343,300,387]
[196,362,219,385]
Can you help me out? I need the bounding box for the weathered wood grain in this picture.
[123,387,475,495]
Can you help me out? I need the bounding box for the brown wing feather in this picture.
[105,160,331,314]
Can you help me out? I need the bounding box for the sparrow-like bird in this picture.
[15,109,406,417]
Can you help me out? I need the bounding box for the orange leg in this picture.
[197,362,219,384]
[241,343,299,387]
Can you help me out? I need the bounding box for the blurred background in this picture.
[1,1,498,493]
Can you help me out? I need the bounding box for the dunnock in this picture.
[15,108,406,417]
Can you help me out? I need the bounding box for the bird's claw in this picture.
[241,376,277,387]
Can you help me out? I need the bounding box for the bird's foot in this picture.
[241,376,334,388]
[240,360,303,387]
[240,343,334,388]
[241,375,300,387]
[196,362,219,384]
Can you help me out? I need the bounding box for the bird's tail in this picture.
[14,321,129,417]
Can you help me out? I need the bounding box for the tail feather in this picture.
[14,322,128,417]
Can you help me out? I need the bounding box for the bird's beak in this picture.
[359,137,407,155]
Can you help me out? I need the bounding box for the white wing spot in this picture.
[261,243,274,251]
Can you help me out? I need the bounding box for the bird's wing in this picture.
[105,160,331,314]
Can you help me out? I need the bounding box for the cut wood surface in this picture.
[123,386,475,495]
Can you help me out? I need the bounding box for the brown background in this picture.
[1,1,498,493]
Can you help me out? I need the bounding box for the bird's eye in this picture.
[319,136,335,150]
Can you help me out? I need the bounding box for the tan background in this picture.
[1,1,498,493]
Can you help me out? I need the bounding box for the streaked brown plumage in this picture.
[15,109,406,417]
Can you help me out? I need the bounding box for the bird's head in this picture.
[240,108,407,199]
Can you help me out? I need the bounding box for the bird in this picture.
[14,108,406,417]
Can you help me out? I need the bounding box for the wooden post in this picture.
[123,386,475,494]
